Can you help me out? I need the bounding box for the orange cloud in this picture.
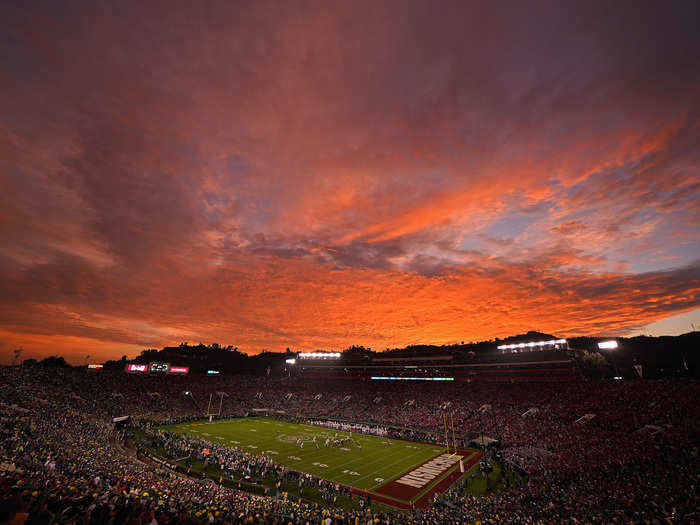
[1,1,699,363]
[1,254,698,363]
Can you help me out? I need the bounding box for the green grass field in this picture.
[162,417,451,492]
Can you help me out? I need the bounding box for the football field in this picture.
[162,417,482,508]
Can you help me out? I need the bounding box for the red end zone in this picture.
[364,448,482,508]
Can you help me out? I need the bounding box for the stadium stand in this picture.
[296,349,578,382]
[1,362,698,524]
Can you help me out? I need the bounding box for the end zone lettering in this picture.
[395,453,463,488]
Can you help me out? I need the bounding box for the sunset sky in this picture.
[1,1,699,363]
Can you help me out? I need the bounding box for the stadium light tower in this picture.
[285,358,296,377]
[598,340,621,378]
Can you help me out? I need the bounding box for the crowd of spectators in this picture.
[1,365,698,523]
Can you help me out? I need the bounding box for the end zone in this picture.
[368,448,482,509]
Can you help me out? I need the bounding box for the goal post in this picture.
[206,392,229,420]
[451,412,458,456]
[443,412,451,454]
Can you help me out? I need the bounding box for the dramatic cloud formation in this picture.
[1,0,698,362]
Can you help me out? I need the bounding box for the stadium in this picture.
[2,1,700,523]
[2,333,698,524]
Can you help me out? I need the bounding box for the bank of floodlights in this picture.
[598,340,618,349]
[298,352,341,359]
[497,339,567,350]
[285,358,296,365]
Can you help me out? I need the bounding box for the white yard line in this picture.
[361,448,436,489]
[324,444,431,487]
[174,418,444,494]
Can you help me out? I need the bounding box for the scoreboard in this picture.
[124,362,189,374]
[149,362,170,373]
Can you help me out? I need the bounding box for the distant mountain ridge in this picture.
[20,331,699,379]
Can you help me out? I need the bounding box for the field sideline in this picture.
[162,417,481,508]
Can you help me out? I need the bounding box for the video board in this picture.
[149,362,170,373]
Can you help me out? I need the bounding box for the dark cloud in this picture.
[0,0,699,361]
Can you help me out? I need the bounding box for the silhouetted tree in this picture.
[577,351,608,378]
[39,356,70,368]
